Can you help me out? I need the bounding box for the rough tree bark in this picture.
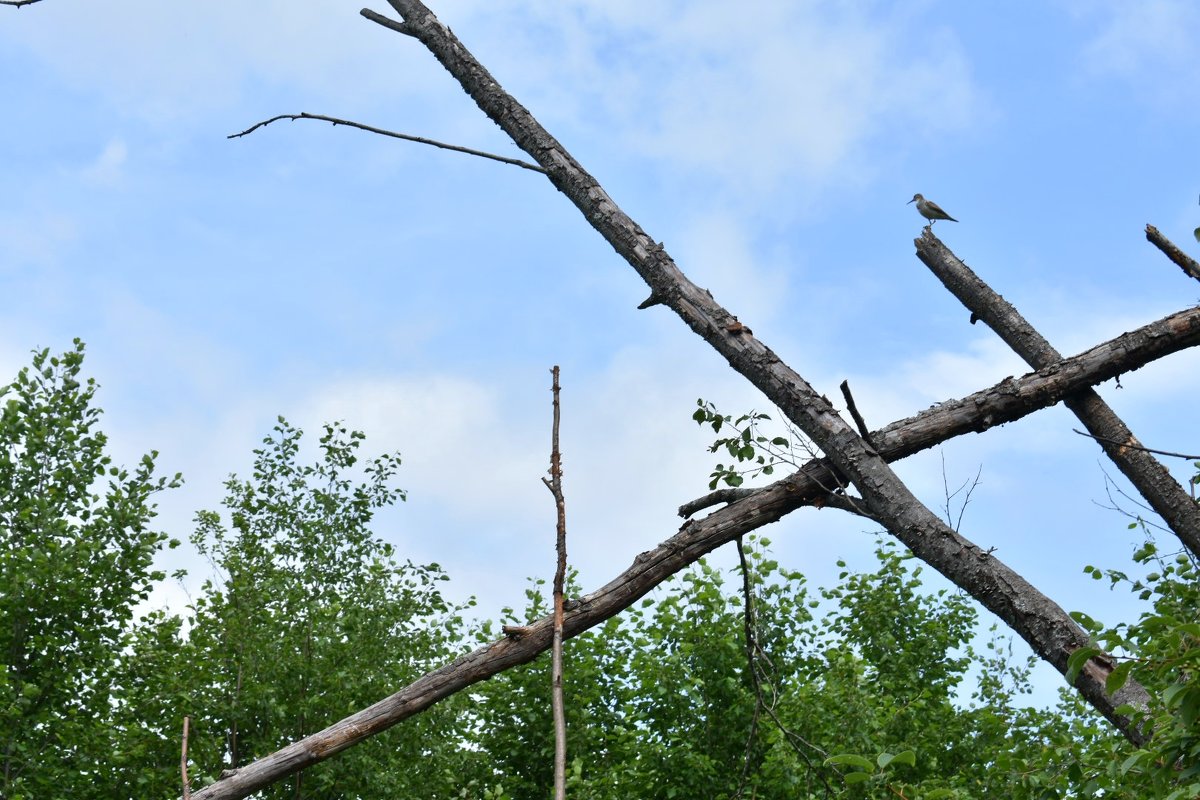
[1146,224,1200,282]
[188,301,1200,799]
[365,0,1147,734]
[916,230,1200,558]
[189,3,1200,796]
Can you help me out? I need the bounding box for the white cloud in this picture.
[3,0,979,214]
[673,212,792,325]
[837,336,1030,430]
[1080,0,1198,72]
[81,139,127,186]
[454,0,978,209]
[0,0,451,121]
[299,372,547,520]
[1075,0,1200,102]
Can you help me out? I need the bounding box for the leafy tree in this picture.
[182,418,471,799]
[1058,511,1200,799]
[0,340,181,799]
[466,537,1120,800]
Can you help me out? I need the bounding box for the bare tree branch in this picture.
[680,297,1200,524]
[228,112,547,173]
[679,487,756,517]
[818,492,876,521]
[367,0,1157,746]
[191,5,1200,795]
[733,537,765,800]
[733,538,833,799]
[915,229,1200,558]
[940,453,983,533]
[1146,224,1200,283]
[181,716,192,800]
[838,380,877,451]
[541,366,568,800]
[0,0,45,7]
[183,300,1200,798]
[360,7,415,36]
[1072,428,1200,461]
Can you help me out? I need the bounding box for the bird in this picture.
[908,193,957,226]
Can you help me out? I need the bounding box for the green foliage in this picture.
[693,400,798,489]
[1068,520,1200,798]
[6,362,1196,800]
[179,418,472,799]
[0,340,181,799]
[464,537,1071,800]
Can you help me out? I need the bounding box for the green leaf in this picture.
[1119,751,1146,775]
[825,753,874,771]
[1164,682,1189,707]
[1177,622,1200,639]
[842,772,872,785]
[1065,646,1100,682]
[1180,687,1200,727]
[1106,660,1134,694]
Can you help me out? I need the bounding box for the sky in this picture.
[3,0,1200,710]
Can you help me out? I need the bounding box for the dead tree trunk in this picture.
[365,0,1148,734]
[915,231,1200,557]
[191,3,1200,798]
[187,301,1200,799]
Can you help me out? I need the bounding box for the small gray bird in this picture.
[908,193,957,226]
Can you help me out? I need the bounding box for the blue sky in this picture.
[3,0,1199,707]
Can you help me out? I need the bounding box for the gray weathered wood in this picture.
[370,0,1148,740]
[916,230,1200,558]
[188,301,1200,799]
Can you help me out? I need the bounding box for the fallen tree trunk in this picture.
[192,4,1198,797]
[187,258,1200,800]
[366,0,1154,744]
[916,229,1200,557]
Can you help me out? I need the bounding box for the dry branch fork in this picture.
[196,2,1200,797]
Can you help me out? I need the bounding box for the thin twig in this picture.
[839,380,877,451]
[734,539,832,798]
[541,366,568,800]
[940,452,983,533]
[181,716,192,800]
[733,537,763,800]
[0,0,45,6]
[1092,467,1175,536]
[227,112,547,174]
[1146,225,1200,283]
[1073,428,1200,461]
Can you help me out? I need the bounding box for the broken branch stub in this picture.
[915,229,1200,558]
[370,0,1149,740]
[184,297,1200,799]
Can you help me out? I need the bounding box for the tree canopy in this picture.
[2,343,1198,798]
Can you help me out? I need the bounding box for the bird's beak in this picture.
[906,198,915,205]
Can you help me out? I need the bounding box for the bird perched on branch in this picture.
[908,193,957,226]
